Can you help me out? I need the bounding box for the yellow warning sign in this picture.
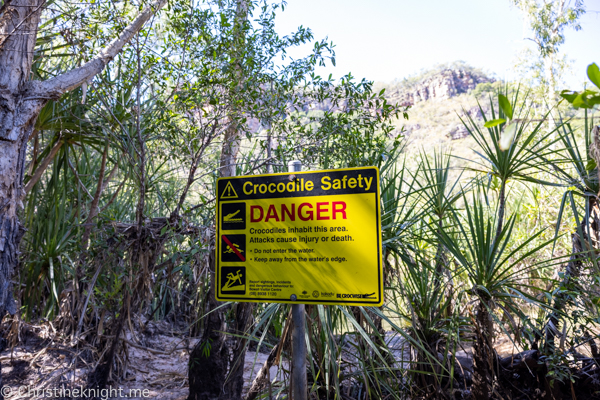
[216,167,382,306]
[221,181,238,199]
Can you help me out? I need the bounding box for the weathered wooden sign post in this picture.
[216,164,383,399]
[288,160,307,400]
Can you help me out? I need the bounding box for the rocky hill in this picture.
[374,62,500,164]
[379,61,495,105]
[386,67,494,107]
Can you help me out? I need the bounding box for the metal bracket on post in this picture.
[288,160,307,400]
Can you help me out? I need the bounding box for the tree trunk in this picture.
[188,1,253,399]
[0,0,166,394]
[0,0,44,310]
[543,53,557,107]
[188,251,229,400]
[472,300,493,400]
[0,3,45,396]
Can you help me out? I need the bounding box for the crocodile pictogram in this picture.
[224,209,243,222]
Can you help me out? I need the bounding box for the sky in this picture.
[274,0,600,89]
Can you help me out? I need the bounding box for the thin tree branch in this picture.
[35,0,168,99]
[99,177,126,214]
[101,161,119,193]
[80,141,109,255]
[22,138,62,195]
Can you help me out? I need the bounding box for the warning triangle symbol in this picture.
[221,181,238,199]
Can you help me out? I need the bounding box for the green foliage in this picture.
[14,1,600,398]
[460,89,560,186]
[511,0,585,58]
[472,81,505,99]
[561,63,600,109]
[440,188,549,304]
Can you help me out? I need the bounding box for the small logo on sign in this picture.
[221,181,238,199]
[221,266,246,295]
[337,292,376,299]
[299,290,311,299]
[312,291,319,298]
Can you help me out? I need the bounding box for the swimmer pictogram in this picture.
[221,234,246,262]
[223,242,243,254]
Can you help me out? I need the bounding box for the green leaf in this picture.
[562,89,600,109]
[588,63,600,90]
[484,118,506,128]
[586,158,597,171]
[498,94,513,120]
[572,91,592,109]
[560,90,578,103]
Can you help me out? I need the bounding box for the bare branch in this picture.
[22,138,62,195]
[99,177,126,214]
[37,0,168,99]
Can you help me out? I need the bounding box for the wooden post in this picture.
[288,160,307,400]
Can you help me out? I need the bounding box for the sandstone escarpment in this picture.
[386,68,495,107]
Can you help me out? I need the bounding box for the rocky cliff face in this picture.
[387,68,494,107]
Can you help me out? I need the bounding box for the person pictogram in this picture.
[220,266,246,294]
[224,270,243,289]
[223,242,244,254]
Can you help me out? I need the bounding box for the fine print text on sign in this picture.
[215,167,383,306]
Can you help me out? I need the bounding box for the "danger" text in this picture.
[250,202,347,222]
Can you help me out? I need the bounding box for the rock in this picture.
[448,124,470,140]
[499,349,539,371]
[454,350,473,374]
[390,69,495,107]
[467,106,485,120]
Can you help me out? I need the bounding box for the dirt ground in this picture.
[0,321,286,400]
[0,321,525,400]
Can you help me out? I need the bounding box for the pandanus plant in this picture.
[438,187,552,399]
[459,89,563,238]
[414,149,465,291]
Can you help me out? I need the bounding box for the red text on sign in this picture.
[250,201,347,223]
